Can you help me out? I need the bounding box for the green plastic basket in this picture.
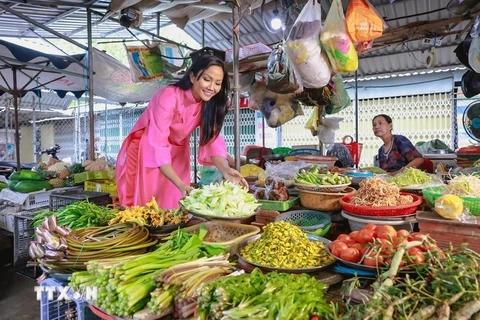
[423,186,480,216]
[273,147,292,155]
[274,210,331,236]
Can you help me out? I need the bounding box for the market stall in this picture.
[0,0,479,320]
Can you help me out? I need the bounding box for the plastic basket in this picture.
[49,190,111,211]
[297,187,356,212]
[423,186,480,216]
[274,210,331,234]
[257,196,299,211]
[181,221,260,254]
[83,180,117,197]
[273,147,292,155]
[40,278,99,320]
[339,192,422,217]
[289,148,321,156]
[13,210,42,278]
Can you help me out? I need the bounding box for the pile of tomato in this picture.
[328,223,442,268]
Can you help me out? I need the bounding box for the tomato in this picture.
[394,237,408,248]
[364,223,377,231]
[384,258,392,266]
[363,254,384,267]
[349,231,360,240]
[408,251,426,265]
[358,229,375,244]
[337,234,351,242]
[376,225,397,242]
[340,248,361,263]
[329,240,348,257]
[378,238,394,256]
[408,232,426,242]
[396,229,410,239]
[350,243,363,251]
[345,238,359,247]
[407,247,423,256]
[360,246,370,257]
[310,316,319,320]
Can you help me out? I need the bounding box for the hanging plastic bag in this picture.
[346,0,386,42]
[321,0,358,73]
[284,0,331,88]
[266,44,299,94]
[260,93,304,128]
[304,106,321,136]
[125,44,169,82]
[326,74,351,114]
[468,37,480,73]
[249,81,271,110]
[317,117,343,144]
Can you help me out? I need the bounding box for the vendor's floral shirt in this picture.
[378,135,422,173]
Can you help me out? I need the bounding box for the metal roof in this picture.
[0,0,477,77]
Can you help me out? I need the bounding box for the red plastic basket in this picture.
[339,192,422,217]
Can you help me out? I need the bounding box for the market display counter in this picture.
[417,210,480,253]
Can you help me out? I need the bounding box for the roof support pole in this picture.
[193,20,206,183]
[232,4,241,171]
[354,70,359,168]
[12,67,20,171]
[0,2,88,51]
[87,8,95,160]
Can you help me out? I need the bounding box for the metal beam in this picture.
[90,9,196,51]
[87,8,95,161]
[0,2,89,50]
[204,26,285,47]
[3,0,107,10]
[99,15,168,38]
[20,8,79,37]
[232,5,240,171]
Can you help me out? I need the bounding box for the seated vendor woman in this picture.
[372,114,424,175]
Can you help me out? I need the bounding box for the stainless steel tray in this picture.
[236,234,335,273]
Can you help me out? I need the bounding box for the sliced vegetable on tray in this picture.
[180,181,259,219]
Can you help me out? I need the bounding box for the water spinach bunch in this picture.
[195,268,333,320]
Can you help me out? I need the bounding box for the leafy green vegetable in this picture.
[388,168,432,187]
[180,181,259,218]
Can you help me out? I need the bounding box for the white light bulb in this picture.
[270,17,282,30]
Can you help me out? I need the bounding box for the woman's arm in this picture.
[211,156,248,188]
[159,164,192,197]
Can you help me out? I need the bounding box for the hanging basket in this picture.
[342,135,363,166]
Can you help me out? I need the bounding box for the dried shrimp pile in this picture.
[350,177,413,206]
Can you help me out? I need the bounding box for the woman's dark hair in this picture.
[173,54,230,146]
[372,114,392,124]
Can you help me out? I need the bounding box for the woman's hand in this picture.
[178,183,193,198]
[223,167,249,189]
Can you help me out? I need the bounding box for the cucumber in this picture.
[13,180,53,193]
[9,171,20,180]
[18,170,44,181]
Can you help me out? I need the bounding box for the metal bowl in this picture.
[236,234,335,273]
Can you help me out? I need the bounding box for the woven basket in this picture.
[297,187,356,212]
[423,186,480,216]
[181,221,260,254]
[295,182,351,193]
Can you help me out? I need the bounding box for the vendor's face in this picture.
[190,65,224,102]
[372,116,392,138]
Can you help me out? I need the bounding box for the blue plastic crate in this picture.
[40,278,100,320]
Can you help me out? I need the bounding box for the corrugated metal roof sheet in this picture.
[0,0,476,77]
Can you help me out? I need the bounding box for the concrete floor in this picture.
[0,230,40,320]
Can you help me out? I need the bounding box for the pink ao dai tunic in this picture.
[115,86,228,208]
